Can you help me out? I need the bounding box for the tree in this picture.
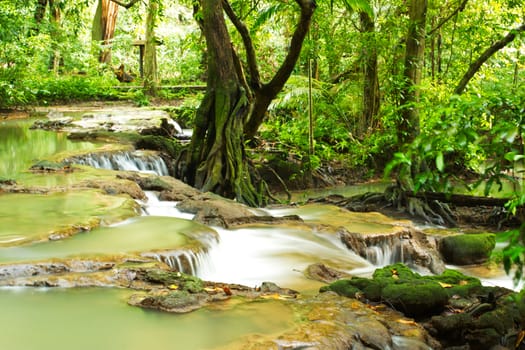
[92,0,119,64]
[183,0,316,206]
[359,9,380,135]
[454,23,525,95]
[397,0,427,146]
[143,0,159,95]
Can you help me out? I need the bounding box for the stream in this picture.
[0,115,521,349]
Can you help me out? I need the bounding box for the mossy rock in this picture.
[381,280,449,317]
[30,160,69,172]
[427,269,483,297]
[439,233,495,265]
[136,290,206,313]
[319,279,361,297]
[144,269,204,293]
[372,263,419,280]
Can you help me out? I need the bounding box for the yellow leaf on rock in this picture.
[168,284,179,290]
[438,282,452,288]
[397,319,418,326]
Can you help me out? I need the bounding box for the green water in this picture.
[0,119,97,179]
[0,287,294,350]
[0,216,216,263]
[0,191,137,246]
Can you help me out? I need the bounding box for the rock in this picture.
[305,263,353,283]
[77,178,146,200]
[381,280,449,317]
[177,194,258,227]
[339,227,445,274]
[129,290,210,313]
[438,233,496,265]
[30,160,73,172]
[321,264,478,318]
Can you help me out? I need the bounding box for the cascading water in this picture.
[141,250,209,276]
[69,150,169,176]
[365,239,406,267]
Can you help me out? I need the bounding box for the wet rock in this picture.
[339,227,445,274]
[320,264,480,318]
[30,160,74,173]
[129,290,212,313]
[77,178,146,200]
[243,291,440,350]
[381,280,449,317]
[320,264,525,350]
[305,263,353,283]
[438,233,496,265]
[177,194,258,227]
[31,117,73,130]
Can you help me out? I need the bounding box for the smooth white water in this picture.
[71,150,169,175]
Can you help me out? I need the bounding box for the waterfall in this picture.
[69,151,169,176]
[142,250,210,276]
[363,237,408,267]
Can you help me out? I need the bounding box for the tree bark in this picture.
[397,0,427,146]
[144,0,158,95]
[184,0,315,206]
[185,0,259,206]
[454,23,525,95]
[92,0,119,64]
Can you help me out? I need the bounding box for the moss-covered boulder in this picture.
[439,233,496,265]
[381,280,449,317]
[142,269,204,293]
[320,264,482,318]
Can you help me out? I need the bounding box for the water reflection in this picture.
[0,119,96,178]
[0,288,294,350]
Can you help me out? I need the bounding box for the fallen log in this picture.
[404,191,510,207]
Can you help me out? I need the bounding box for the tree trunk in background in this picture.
[397,0,427,146]
[144,0,159,95]
[33,0,48,31]
[92,0,119,64]
[359,10,380,136]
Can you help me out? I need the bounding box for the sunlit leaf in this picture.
[436,151,444,172]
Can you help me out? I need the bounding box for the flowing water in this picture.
[0,116,521,349]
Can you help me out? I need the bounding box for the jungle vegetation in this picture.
[0,0,524,279]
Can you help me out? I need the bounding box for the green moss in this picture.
[381,280,449,317]
[319,279,360,297]
[439,233,496,265]
[372,263,419,280]
[427,269,483,297]
[134,135,182,159]
[145,269,204,293]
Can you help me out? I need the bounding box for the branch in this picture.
[454,23,525,95]
[427,0,468,36]
[222,0,261,90]
[110,0,141,9]
[263,0,316,98]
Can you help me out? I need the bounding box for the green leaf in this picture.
[435,151,444,172]
[337,0,373,17]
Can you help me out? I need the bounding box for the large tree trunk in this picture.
[143,0,158,95]
[92,0,119,64]
[184,0,259,206]
[184,0,315,206]
[397,0,427,146]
